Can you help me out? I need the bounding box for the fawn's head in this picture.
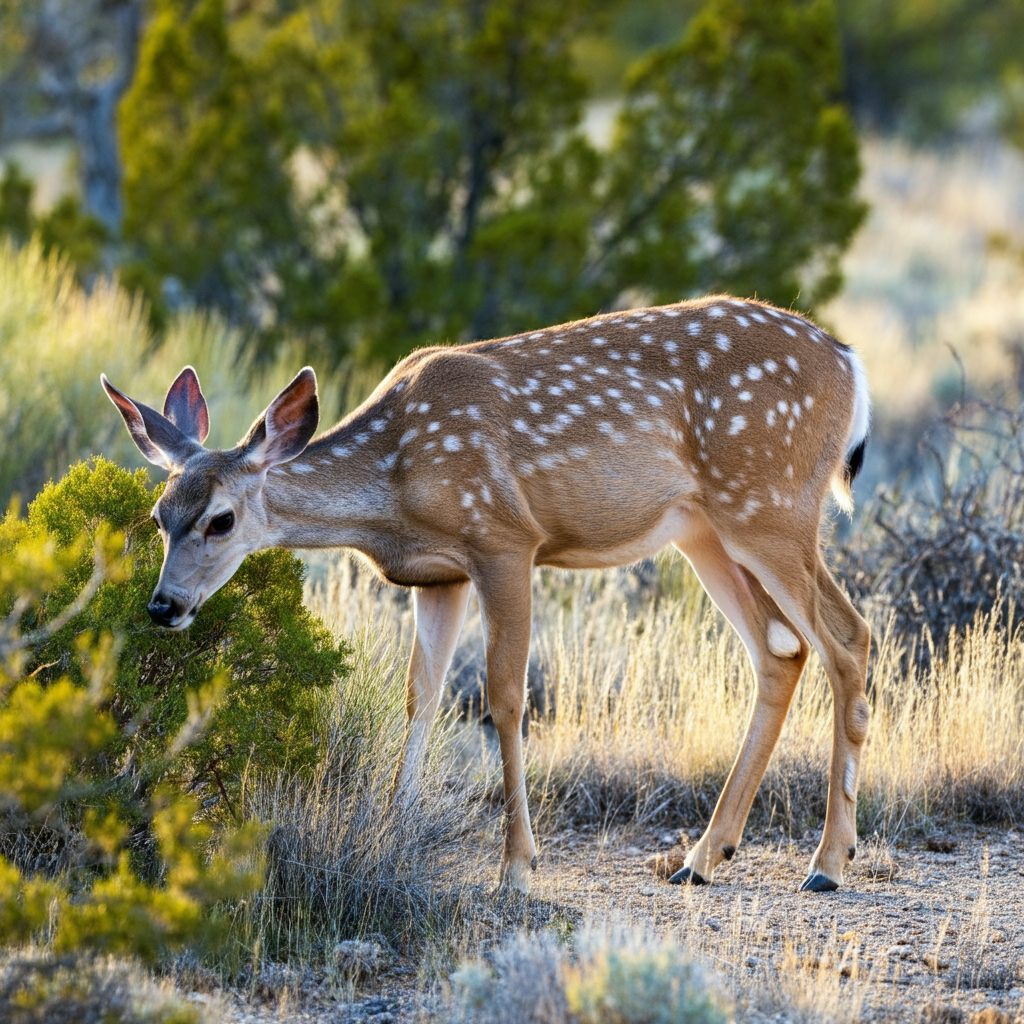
[102,365,319,628]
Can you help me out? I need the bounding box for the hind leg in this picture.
[670,526,810,885]
[720,538,871,891]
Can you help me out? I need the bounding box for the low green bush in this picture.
[1,458,351,874]
[0,491,262,968]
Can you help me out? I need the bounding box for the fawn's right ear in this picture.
[101,374,203,471]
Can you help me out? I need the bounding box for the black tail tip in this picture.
[845,438,867,486]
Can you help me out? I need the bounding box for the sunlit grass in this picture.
[305,551,1024,851]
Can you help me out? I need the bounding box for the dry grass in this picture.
[0,237,354,507]
[303,544,1024,860]
[227,607,484,977]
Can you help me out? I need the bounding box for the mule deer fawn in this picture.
[103,295,870,893]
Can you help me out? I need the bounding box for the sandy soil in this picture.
[207,823,1024,1024]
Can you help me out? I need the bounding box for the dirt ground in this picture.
[206,823,1024,1024]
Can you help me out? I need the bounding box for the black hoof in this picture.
[668,866,707,886]
[799,871,839,893]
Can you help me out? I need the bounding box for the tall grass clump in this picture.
[237,613,482,968]
[0,237,352,509]
[0,237,152,504]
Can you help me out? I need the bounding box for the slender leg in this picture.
[800,558,871,890]
[721,537,871,891]
[475,554,537,891]
[394,580,472,795]
[670,529,809,885]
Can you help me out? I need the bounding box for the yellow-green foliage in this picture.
[0,951,205,1024]
[0,514,263,962]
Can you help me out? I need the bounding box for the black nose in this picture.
[147,595,178,626]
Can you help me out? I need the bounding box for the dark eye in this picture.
[207,511,234,536]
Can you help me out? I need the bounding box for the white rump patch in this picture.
[767,620,801,659]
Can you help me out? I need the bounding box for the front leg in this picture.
[395,580,472,795]
[476,555,537,892]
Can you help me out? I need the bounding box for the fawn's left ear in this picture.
[239,367,320,469]
[163,366,209,444]
[101,374,203,471]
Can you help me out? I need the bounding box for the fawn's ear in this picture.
[101,374,203,471]
[163,366,209,444]
[239,367,319,469]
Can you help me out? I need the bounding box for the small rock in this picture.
[333,939,394,981]
[625,846,642,857]
[745,956,760,969]
[921,953,950,971]
[704,917,721,932]
[925,836,958,854]
[969,1009,1012,1024]
[639,886,656,896]
[659,831,682,846]
[918,1005,964,1024]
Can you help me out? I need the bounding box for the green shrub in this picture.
[0,497,263,966]
[1,458,351,845]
